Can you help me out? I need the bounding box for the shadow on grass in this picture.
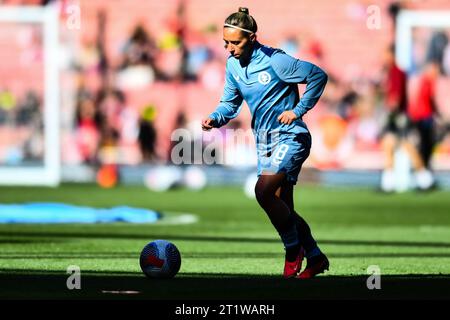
[0,239,65,244]
[2,252,450,259]
[1,230,450,248]
[0,269,449,300]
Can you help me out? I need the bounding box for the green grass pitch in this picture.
[0,184,449,299]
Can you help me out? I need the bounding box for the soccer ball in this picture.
[139,240,181,278]
[183,166,207,190]
[144,167,183,192]
[243,172,258,198]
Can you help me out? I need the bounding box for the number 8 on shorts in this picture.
[272,144,289,165]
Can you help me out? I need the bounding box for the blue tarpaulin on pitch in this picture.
[0,203,161,223]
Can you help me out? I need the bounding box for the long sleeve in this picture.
[209,65,244,128]
[271,52,328,118]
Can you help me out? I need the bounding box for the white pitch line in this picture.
[155,213,199,225]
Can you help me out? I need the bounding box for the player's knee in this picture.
[254,181,275,207]
[254,185,264,205]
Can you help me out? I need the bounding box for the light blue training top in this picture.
[209,41,328,143]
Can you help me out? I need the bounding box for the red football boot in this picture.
[297,253,329,279]
[283,247,305,279]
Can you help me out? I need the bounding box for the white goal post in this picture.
[0,4,60,186]
[396,10,450,72]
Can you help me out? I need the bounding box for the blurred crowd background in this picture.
[0,0,449,188]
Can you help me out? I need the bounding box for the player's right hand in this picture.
[201,118,214,131]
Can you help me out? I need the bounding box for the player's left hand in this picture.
[277,111,298,125]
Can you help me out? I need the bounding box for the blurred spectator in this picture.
[350,83,380,151]
[336,87,358,120]
[18,91,43,160]
[0,89,16,124]
[116,25,158,89]
[186,45,212,80]
[96,9,109,84]
[138,105,158,162]
[118,103,140,146]
[426,31,448,75]
[168,110,189,164]
[408,30,448,172]
[76,38,98,68]
[378,44,409,191]
[16,90,40,126]
[119,25,158,71]
[407,61,440,171]
[96,87,125,149]
[74,91,100,164]
[156,31,183,81]
[388,1,403,30]
[163,0,189,81]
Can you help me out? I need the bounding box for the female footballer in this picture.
[202,7,329,279]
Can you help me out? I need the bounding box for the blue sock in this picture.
[305,247,322,259]
[279,224,300,250]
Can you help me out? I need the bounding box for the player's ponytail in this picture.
[224,7,258,34]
